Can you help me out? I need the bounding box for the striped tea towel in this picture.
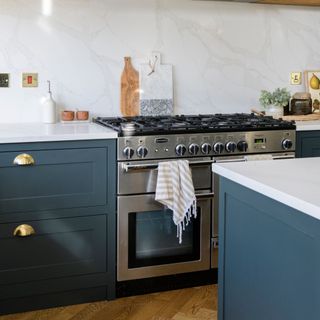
[155,160,197,244]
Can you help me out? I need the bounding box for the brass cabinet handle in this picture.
[13,224,36,237]
[13,154,35,166]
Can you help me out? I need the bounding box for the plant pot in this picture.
[265,105,284,118]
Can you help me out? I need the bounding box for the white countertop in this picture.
[212,157,320,221]
[0,122,117,143]
[296,121,320,131]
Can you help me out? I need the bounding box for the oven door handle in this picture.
[214,157,246,164]
[195,193,214,200]
[271,154,295,160]
[121,160,215,172]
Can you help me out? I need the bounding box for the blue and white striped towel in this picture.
[155,160,197,244]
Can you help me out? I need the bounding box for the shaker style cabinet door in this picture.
[0,215,107,289]
[0,142,114,215]
[296,131,320,158]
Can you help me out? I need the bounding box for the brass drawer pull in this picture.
[13,154,35,166]
[13,224,36,237]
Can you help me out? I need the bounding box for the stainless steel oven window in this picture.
[128,208,200,268]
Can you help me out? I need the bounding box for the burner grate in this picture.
[94,113,296,136]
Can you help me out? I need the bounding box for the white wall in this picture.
[0,0,319,123]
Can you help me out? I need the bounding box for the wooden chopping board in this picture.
[282,113,320,121]
[120,57,140,117]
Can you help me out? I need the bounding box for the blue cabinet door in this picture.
[0,215,106,287]
[296,131,320,158]
[0,148,107,214]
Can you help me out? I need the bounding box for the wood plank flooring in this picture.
[0,285,217,320]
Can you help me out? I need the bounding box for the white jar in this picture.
[265,105,284,118]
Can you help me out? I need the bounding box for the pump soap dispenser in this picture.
[42,80,56,124]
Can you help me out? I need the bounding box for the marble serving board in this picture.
[139,59,173,116]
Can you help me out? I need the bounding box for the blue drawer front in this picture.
[0,215,107,287]
[0,147,107,214]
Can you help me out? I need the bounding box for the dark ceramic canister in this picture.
[290,92,312,115]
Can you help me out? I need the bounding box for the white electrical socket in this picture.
[290,72,302,85]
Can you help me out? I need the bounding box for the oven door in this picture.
[117,192,212,281]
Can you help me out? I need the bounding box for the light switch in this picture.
[22,73,38,88]
[0,73,9,88]
[290,72,302,85]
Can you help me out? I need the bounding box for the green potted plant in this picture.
[259,88,291,118]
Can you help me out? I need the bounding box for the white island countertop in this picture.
[0,122,117,144]
[296,120,320,131]
[212,157,320,221]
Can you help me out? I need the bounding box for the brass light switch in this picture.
[22,73,38,88]
[0,73,9,88]
[290,72,302,85]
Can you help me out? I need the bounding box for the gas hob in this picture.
[94,114,295,137]
[93,114,296,161]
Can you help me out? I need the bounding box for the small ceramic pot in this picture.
[265,105,284,119]
[61,111,75,121]
[76,111,89,121]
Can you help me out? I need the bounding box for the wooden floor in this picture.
[0,285,217,320]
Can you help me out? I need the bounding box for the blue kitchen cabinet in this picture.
[0,140,116,315]
[296,131,320,158]
[218,177,320,320]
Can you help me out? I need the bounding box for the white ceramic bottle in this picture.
[42,80,56,124]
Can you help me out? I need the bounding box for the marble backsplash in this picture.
[0,0,319,123]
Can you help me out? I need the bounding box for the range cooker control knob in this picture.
[123,147,134,159]
[213,142,224,154]
[176,144,187,156]
[201,143,212,155]
[282,139,293,150]
[237,141,249,152]
[226,141,237,153]
[137,146,148,158]
[189,143,200,155]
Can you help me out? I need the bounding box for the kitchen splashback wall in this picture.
[0,0,319,123]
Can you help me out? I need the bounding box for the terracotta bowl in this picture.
[76,111,89,121]
[61,111,75,121]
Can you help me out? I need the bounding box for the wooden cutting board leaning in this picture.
[139,53,173,116]
[120,57,140,117]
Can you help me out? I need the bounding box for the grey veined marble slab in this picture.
[140,99,173,116]
[139,60,174,116]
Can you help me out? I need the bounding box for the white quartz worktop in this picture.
[212,157,320,221]
[296,121,320,131]
[0,122,117,144]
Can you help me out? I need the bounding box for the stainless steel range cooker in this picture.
[94,114,296,289]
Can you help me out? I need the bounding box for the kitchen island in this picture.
[213,158,320,320]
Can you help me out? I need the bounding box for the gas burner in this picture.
[120,122,136,135]
[94,113,296,136]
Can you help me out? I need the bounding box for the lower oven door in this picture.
[117,192,212,281]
